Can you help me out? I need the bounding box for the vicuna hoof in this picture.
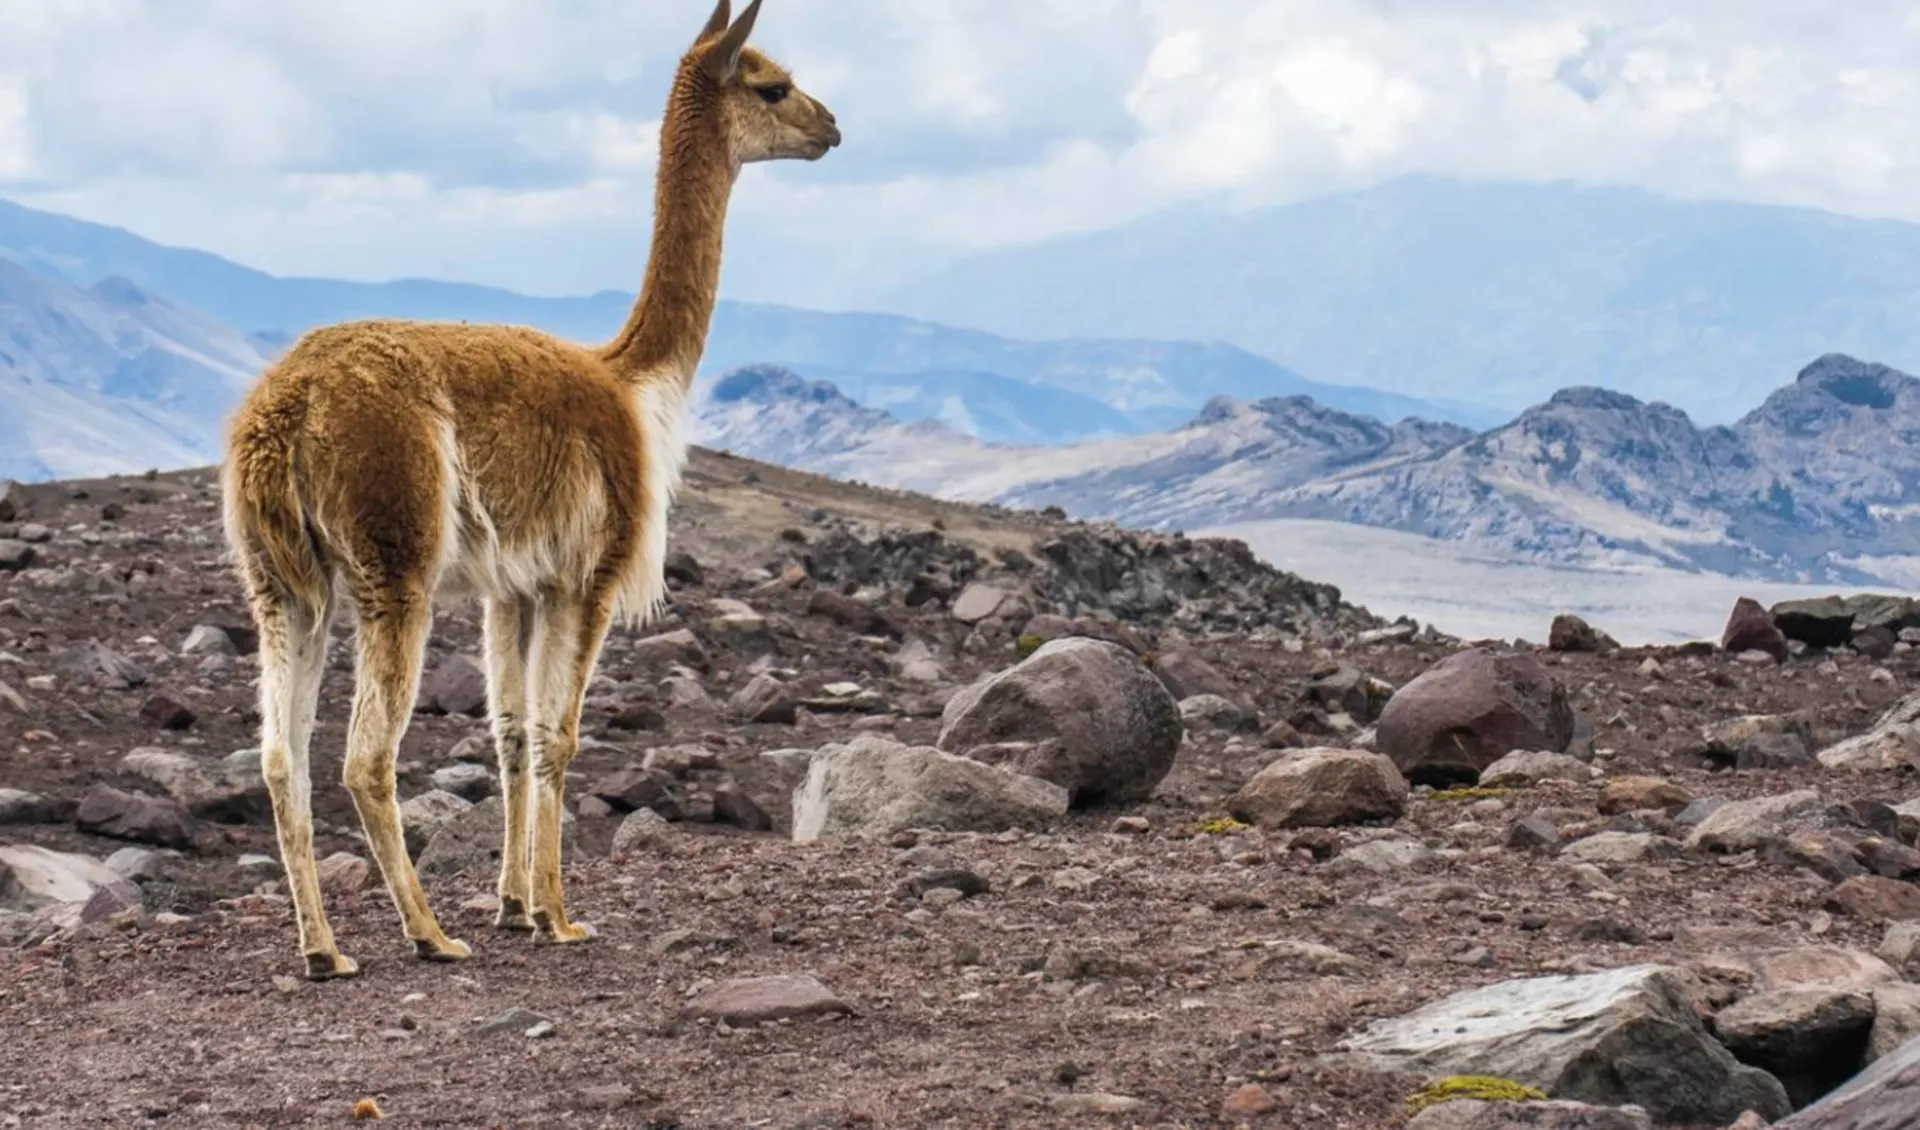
[305,952,361,982]
[532,913,598,945]
[412,937,473,963]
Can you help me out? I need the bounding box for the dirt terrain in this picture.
[1,449,1917,1130]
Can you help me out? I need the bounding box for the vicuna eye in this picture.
[757,84,790,105]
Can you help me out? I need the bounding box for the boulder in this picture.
[1816,690,1920,773]
[1711,988,1877,1107]
[430,762,497,802]
[1598,777,1693,816]
[1771,598,1859,649]
[1562,832,1680,866]
[418,654,488,717]
[1828,876,1920,922]
[0,540,34,572]
[791,736,1069,842]
[1774,1030,1920,1129]
[1722,598,1787,663]
[1375,649,1574,785]
[1549,614,1617,653]
[1702,715,1815,771]
[1331,964,1791,1124]
[0,479,21,522]
[1228,748,1408,829]
[630,629,710,672]
[74,784,191,848]
[120,748,269,824]
[1685,790,1822,854]
[937,638,1182,807]
[0,846,138,913]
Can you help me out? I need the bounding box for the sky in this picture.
[1,1,1916,308]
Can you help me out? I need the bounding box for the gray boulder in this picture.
[416,796,577,877]
[792,737,1068,842]
[1228,748,1408,829]
[937,638,1181,806]
[1408,1101,1651,1130]
[1332,964,1791,1124]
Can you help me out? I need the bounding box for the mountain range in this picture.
[0,194,1485,478]
[884,175,1920,426]
[690,353,1920,587]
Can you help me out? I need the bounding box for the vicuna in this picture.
[220,0,839,981]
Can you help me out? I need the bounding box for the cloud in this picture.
[1,0,1918,308]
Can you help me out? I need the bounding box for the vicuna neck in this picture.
[603,63,736,382]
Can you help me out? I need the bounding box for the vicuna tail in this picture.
[222,425,332,619]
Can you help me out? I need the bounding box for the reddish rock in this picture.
[1722,598,1787,663]
[1828,876,1920,922]
[589,766,683,818]
[1374,648,1574,785]
[1223,1082,1278,1117]
[316,852,371,896]
[729,673,798,725]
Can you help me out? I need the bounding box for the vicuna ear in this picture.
[697,0,730,44]
[701,0,762,81]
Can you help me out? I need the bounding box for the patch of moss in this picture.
[1016,634,1046,660]
[1406,1076,1549,1113]
[1425,787,1514,802]
[1194,816,1250,835]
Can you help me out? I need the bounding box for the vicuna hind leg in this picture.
[343,591,471,962]
[254,588,355,980]
[527,586,617,944]
[483,595,537,932]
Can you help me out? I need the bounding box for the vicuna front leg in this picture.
[483,596,537,933]
[526,588,617,943]
[255,591,353,981]
[344,592,471,962]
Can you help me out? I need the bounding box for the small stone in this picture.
[1599,777,1693,815]
[524,1021,556,1040]
[1223,1083,1278,1117]
[1507,815,1562,853]
[1051,1093,1143,1116]
[1480,750,1592,788]
[1549,614,1616,653]
[677,973,852,1028]
[1110,815,1151,835]
[476,1007,551,1037]
[418,654,488,717]
[612,808,674,854]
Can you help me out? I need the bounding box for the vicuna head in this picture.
[680,0,841,166]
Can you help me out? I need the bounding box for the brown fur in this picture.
[220,0,839,980]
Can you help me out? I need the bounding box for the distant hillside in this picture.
[0,259,266,479]
[694,353,1920,587]
[0,195,1491,457]
[884,175,1920,424]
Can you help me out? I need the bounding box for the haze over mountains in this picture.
[886,175,1920,425]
